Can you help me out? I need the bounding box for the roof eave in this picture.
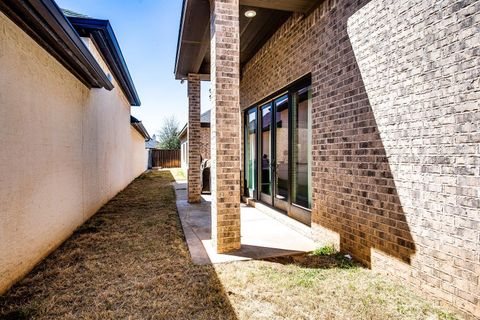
[174,0,188,80]
[178,123,188,139]
[67,17,141,106]
[130,116,151,141]
[0,0,114,90]
[174,0,211,80]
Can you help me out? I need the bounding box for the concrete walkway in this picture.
[174,181,317,265]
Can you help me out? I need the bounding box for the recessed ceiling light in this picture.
[245,10,256,18]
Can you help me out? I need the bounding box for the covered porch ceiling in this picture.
[174,0,319,80]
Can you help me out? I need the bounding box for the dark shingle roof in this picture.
[61,9,89,19]
[178,109,210,139]
[200,109,211,124]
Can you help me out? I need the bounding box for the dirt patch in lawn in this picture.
[0,170,236,320]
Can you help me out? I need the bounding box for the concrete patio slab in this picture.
[173,181,317,265]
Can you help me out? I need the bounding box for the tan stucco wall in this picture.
[0,12,147,293]
[130,127,150,176]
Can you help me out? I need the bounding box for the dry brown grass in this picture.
[0,170,459,320]
[0,171,236,320]
[215,253,459,320]
[168,168,186,181]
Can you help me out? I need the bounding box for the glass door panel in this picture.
[259,103,272,204]
[292,86,312,209]
[273,95,289,211]
[244,109,257,198]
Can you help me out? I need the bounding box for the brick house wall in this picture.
[179,126,211,171]
[200,126,211,160]
[240,0,479,317]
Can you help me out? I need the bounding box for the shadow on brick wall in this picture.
[311,0,416,266]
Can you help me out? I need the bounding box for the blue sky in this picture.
[56,0,211,135]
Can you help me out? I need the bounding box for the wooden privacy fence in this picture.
[150,149,180,168]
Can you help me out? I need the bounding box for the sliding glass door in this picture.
[244,77,312,225]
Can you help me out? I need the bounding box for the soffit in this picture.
[175,0,319,80]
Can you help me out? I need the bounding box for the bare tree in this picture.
[156,116,181,150]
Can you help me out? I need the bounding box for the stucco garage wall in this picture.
[0,12,146,294]
[130,127,149,177]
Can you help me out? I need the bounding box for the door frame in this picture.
[244,107,258,199]
[272,93,290,212]
[258,102,273,206]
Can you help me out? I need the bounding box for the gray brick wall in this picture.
[240,0,480,317]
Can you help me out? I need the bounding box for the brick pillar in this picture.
[187,74,201,203]
[210,0,241,253]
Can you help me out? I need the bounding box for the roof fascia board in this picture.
[131,123,151,141]
[178,123,188,139]
[174,0,189,80]
[130,117,151,141]
[239,0,315,13]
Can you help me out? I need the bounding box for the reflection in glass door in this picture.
[259,103,272,204]
[245,109,257,198]
[273,95,289,211]
[292,86,312,209]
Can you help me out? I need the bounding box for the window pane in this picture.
[245,110,256,197]
[275,95,289,201]
[260,104,272,195]
[292,86,312,208]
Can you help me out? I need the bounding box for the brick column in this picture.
[187,74,201,203]
[210,0,241,253]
